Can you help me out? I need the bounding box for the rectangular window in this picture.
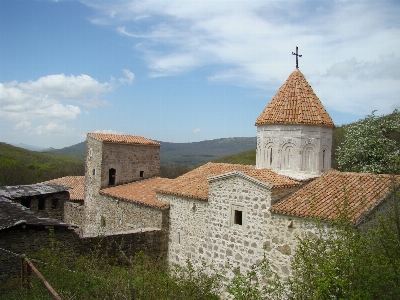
[230,204,246,228]
[234,210,243,225]
[51,198,59,209]
[140,171,144,178]
[38,199,45,210]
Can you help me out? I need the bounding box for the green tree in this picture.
[337,110,400,174]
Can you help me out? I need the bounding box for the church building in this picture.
[36,67,400,279]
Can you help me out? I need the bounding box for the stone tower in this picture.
[255,69,334,179]
[83,133,161,235]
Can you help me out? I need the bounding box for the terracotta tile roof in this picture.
[156,163,300,201]
[255,69,334,127]
[43,176,85,201]
[270,170,400,223]
[88,133,160,146]
[100,177,172,208]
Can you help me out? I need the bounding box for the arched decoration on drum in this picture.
[281,143,295,171]
[263,143,275,168]
[321,146,331,171]
[302,144,317,172]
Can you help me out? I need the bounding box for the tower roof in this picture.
[88,133,160,146]
[255,69,334,127]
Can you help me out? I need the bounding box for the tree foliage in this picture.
[337,110,400,174]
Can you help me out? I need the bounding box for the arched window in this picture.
[269,147,273,166]
[322,148,330,171]
[109,168,116,186]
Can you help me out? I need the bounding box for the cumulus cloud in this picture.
[81,0,400,116]
[0,70,134,123]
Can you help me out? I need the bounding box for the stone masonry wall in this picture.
[100,143,160,189]
[84,192,165,237]
[13,191,69,221]
[0,226,167,283]
[162,174,323,282]
[157,193,210,266]
[64,201,84,226]
[0,225,80,281]
[256,124,333,178]
[84,135,161,235]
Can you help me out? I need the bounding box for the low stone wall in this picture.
[0,225,80,281]
[0,226,167,283]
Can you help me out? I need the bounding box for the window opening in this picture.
[51,198,59,209]
[109,168,116,185]
[92,168,96,176]
[100,216,106,227]
[269,147,273,165]
[140,171,144,178]
[38,199,45,210]
[322,150,326,169]
[21,198,31,208]
[234,210,243,225]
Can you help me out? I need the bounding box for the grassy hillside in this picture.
[0,143,84,185]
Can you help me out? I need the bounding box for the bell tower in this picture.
[255,67,334,180]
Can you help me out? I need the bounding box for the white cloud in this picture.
[193,128,201,134]
[119,69,135,84]
[34,122,76,136]
[14,121,31,130]
[81,0,400,116]
[94,129,124,134]
[0,70,134,122]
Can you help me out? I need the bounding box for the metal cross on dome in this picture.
[292,46,302,69]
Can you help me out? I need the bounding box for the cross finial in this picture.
[292,46,302,69]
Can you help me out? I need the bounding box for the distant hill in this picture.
[43,141,86,157]
[47,137,257,166]
[10,143,43,152]
[0,142,84,186]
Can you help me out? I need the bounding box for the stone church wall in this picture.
[256,124,333,177]
[163,174,323,281]
[157,193,210,266]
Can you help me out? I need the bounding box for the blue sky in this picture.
[1,0,399,149]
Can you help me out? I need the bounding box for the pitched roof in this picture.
[0,183,69,199]
[0,196,70,231]
[100,177,172,208]
[255,69,334,127]
[43,176,85,201]
[270,170,400,223]
[156,163,300,201]
[88,133,160,146]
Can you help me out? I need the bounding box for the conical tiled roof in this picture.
[255,69,334,127]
